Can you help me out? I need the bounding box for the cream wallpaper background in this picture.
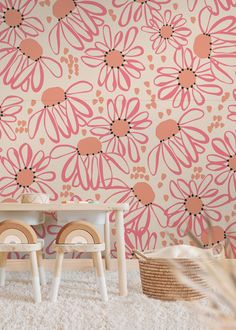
[0,0,236,258]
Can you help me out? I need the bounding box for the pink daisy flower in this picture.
[207,130,236,200]
[112,0,171,27]
[0,143,58,200]
[105,179,166,232]
[81,25,145,92]
[193,6,236,84]
[201,223,236,258]
[154,47,223,110]
[88,95,151,162]
[0,95,23,140]
[148,108,209,175]
[142,10,191,54]
[48,0,106,54]
[228,89,236,122]
[0,0,44,46]
[187,0,236,15]
[50,137,129,191]
[28,81,93,143]
[0,38,62,92]
[165,174,228,237]
[112,228,158,259]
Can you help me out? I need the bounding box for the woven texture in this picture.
[138,258,206,301]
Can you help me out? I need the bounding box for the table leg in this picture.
[115,210,127,296]
[104,213,111,271]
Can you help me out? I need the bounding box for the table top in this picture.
[0,202,129,212]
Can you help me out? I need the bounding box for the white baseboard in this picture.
[6,258,139,272]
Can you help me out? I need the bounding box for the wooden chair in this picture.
[51,220,108,302]
[0,219,46,303]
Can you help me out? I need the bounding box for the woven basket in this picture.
[133,250,208,301]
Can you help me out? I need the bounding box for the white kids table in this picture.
[0,202,129,296]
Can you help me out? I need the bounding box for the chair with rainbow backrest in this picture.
[0,219,46,303]
[50,220,108,302]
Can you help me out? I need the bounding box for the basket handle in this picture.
[132,249,148,260]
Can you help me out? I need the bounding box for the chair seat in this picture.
[0,240,43,252]
[53,242,105,253]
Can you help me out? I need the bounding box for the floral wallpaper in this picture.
[0,0,236,258]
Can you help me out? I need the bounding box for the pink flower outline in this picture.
[154,47,223,110]
[0,0,44,46]
[165,174,228,237]
[0,95,23,140]
[148,108,209,175]
[142,10,191,54]
[28,81,93,143]
[88,95,151,162]
[0,143,58,200]
[207,130,236,200]
[81,25,145,92]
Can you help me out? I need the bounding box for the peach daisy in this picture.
[228,89,236,122]
[187,0,236,15]
[88,95,151,162]
[49,0,106,54]
[142,10,191,54]
[155,47,223,110]
[112,0,171,26]
[148,108,209,175]
[0,143,58,200]
[194,6,236,83]
[165,174,228,237]
[0,95,23,140]
[201,224,236,258]
[81,25,145,92]
[0,38,62,92]
[50,137,129,191]
[105,179,166,232]
[0,0,44,45]
[28,81,93,143]
[207,130,236,200]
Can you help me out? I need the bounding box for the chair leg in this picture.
[0,252,7,287]
[51,252,64,302]
[30,251,41,303]
[36,250,47,285]
[93,251,108,302]
[104,214,111,271]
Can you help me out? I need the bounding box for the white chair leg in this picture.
[36,250,47,285]
[93,252,108,302]
[51,252,64,302]
[104,214,111,271]
[30,251,42,303]
[0,252,7,287]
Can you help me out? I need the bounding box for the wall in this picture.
[0,0,236,258]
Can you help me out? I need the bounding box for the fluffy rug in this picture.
[0,270,208,330]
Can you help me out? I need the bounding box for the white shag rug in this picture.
[0,270,208,330]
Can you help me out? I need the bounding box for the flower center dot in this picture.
[178,69,196,88]
[41,87,65,107]
[105,50,124,68]
[16,169,34,187]
[19,39,43,61]
[229,155,236,171]
[53,0,76,19]
[132,182,155,206]
[156,119,179,141]
[77,137,102,156]
[5,9,22,27]
[160,25,173,39]
[112,120,130,137]
[185,196,203,214]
